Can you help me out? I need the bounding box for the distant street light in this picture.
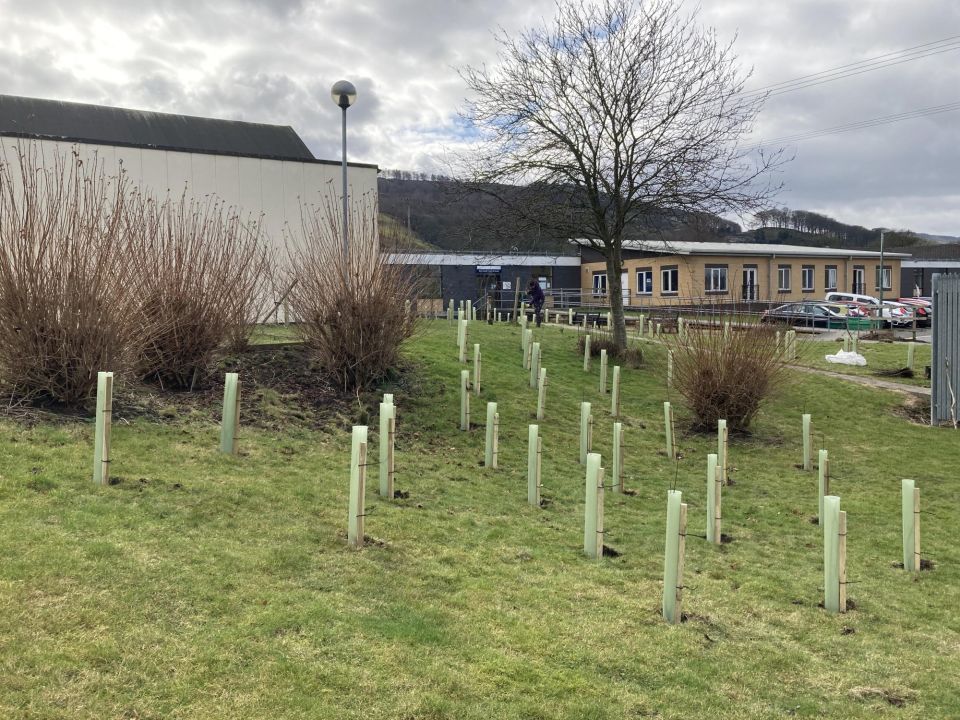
[331,80,357,262]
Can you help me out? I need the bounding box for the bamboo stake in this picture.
[348,426,368,549]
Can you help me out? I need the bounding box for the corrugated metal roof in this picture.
[0,94,361,164]
[573,238,910,259]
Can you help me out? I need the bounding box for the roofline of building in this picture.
[386,252,581,267]
[571,238,910,259]
[902,259,960,268]
[0,130,380,169]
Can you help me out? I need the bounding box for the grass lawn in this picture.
[793,337,932,388]
[1,320,958,719]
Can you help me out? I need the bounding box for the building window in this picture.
[777,265,791,292]
[852,266,866,294]
[825,265,838,291]
[875,265,892,291]
[801,265,815,292]
[592,272,607,295]
[705,265,728,294]
[636,268,653,295]
[661,266,679,294]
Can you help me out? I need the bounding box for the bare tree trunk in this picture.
[605,251,627,351]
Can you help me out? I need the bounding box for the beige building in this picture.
[578,240,908,306]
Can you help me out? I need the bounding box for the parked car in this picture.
[760,302,872,330]
[822,292,912,327]
[896,297,932,326]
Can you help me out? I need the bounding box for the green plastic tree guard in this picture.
[583,334,591,371]
[536,367,547,420]
[92,371,113,484]
[379,402,396,498]
[678,317,685,341]
[568,308,574,325]
[448,299,454,323]
[611,366,621,418]
[902,479,920,571]
[666,350,673,388]
[823,495,841,613]
[707,453,721,544]
[583,452,604,559]
[460,370,470,431]
[851,334,859,355]
[523,329,533,369]
[802,414,812,471]
[907,342,916,371]
[528,424,541,506]
[775,330,781,355]
[818,448,829,523]
[348,425,368,549]
[717,419,728,485]
[220,372,240,455]
[530,342,541,389]
[474,344,482,396]
[612,421,624,493]
[663,401,674,458]
[663,490,687,624]
[484,402,499,468]
[579,401,593,464]
[599,349,608,393]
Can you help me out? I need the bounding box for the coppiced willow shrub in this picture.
[286,200,420,390]
[128,193,269,389]
[667,320,789,432]
[0,146,145,405]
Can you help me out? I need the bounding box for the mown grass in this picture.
[1,320,958,719]
[794,337,932,388]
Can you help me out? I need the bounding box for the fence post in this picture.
[663,490,686,624]
[902,479,920,571]
[818,448,829,523]
[528,424,541,507]
[348,426,368,549]
[583,334,591,371]
[802,414,812,471]
[220,372,240,455]
[610,366,621,418]
[583,452,604,559]
[580,401,593,464]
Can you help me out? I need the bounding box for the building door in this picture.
[621,272,630,306]
[853,267,865,294]
[742,268,758,301]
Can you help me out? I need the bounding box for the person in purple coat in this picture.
[527,277,545,327]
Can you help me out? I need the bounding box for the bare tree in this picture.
[460,0,785,349]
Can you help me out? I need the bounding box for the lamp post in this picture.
[330,80,357,262]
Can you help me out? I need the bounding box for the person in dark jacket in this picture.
[527,277,545,327]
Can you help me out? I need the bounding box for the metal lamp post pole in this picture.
[340,103,349,263]
[878,229,885,332]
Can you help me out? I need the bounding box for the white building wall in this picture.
[0,136,379,308]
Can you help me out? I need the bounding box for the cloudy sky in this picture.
[1,0,958,234]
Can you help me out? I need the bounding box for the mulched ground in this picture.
[0,343,418,432]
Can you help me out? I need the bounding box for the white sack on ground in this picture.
[825,350,867,366]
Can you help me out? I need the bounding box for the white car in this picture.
[823,292,913,327]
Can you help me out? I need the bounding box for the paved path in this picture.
[789,365,931,396]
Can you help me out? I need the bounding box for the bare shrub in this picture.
[286,198,421,390]
[577,329,644,368]
[667,320,788,432]
[127,192,269,389]
[0,145,145,406]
